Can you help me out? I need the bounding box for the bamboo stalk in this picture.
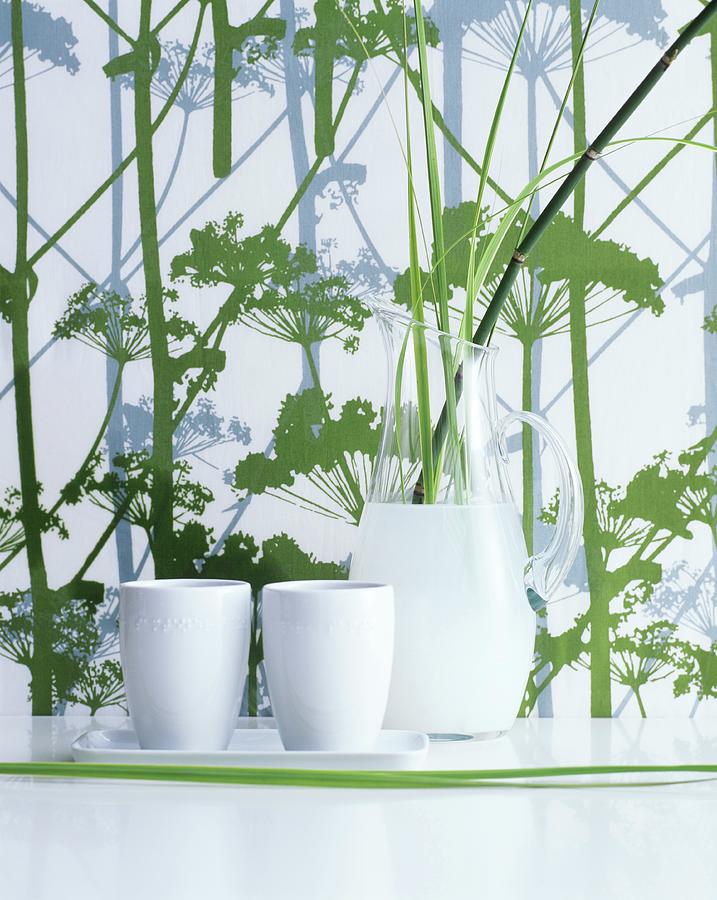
[474,0,717,347]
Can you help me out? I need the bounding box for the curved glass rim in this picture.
[363,298,500,355]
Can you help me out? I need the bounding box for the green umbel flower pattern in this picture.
[0,0,714,719]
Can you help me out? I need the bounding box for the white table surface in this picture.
[0,716,715,900]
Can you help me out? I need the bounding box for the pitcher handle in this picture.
[497,411,584,611]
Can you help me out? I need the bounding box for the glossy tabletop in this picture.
[0,716,715,900]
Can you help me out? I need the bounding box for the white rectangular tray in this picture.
[71,726,429,771]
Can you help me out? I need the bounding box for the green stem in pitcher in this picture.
[412,0,464,501]
[393,329,410,504]
[402,2,434,504]
[521,337,535,555]
[413,0,448,333]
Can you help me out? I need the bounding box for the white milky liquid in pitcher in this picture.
[350,502,536,735]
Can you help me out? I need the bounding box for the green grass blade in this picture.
[422,125,717,309]
[334,1,436,292]
[603,135,717,159]
[411,327,435,503]
[465,0,533,339]
[414,0,449,333]
[464,131,717,338]
[403,4,435,503]
[467,133,717,343]
[437,332,465,501]
[515,0,601,248]
[594,110,715,238]
[1,761,716,790]
[412,0,463,500]
[393,331,409,503]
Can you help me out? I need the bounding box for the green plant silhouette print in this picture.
[234,389,380,524]
[1,0,716,718]
[170,212,370,359]
[210,0,286,177]
[68,659,126,716]
[295,0,433,157]
[0,0,79,83]
[524,430,717,716]
[172,212,376,525]
[0,0,358,714]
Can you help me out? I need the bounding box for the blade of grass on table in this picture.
[1,761,716,790]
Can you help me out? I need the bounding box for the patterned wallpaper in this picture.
[1,0,715,718]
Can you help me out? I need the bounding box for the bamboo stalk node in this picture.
[512,251,527,265]
[585,147,600,161]
[660,50,679,70]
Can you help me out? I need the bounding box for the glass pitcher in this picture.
[350,305,583,738]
